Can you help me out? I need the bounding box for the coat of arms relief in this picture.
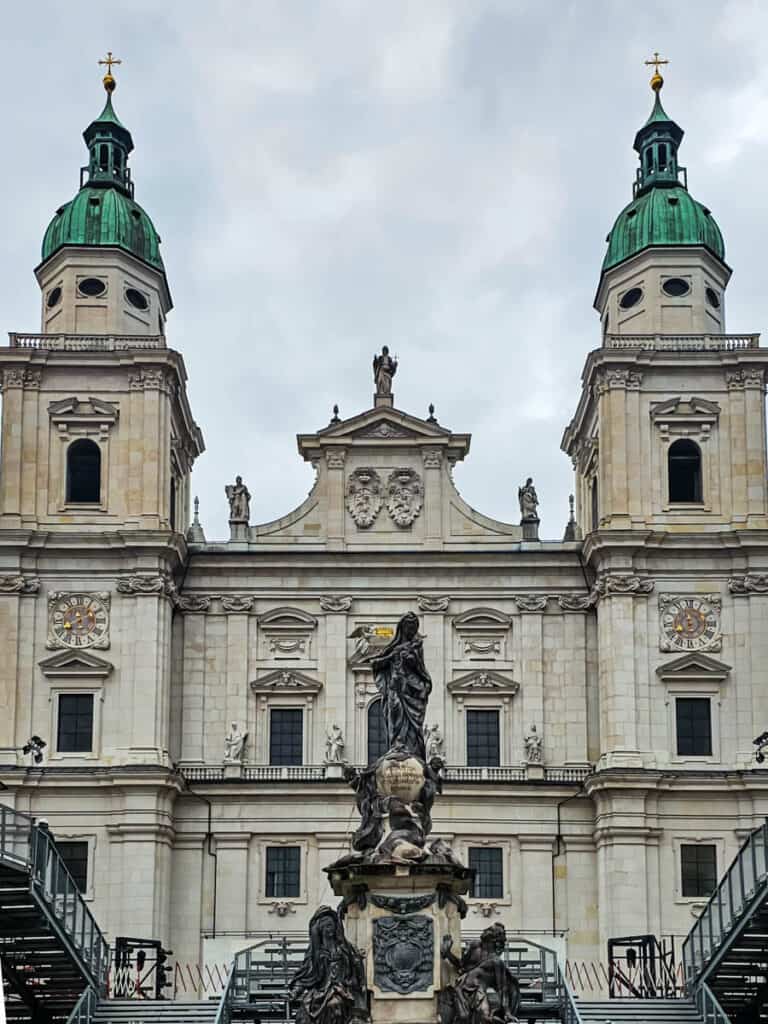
[346,466,424,529]
[346,467,383,528]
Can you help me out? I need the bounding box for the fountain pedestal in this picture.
[328,860,471,1024]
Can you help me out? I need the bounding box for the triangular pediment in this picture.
[651,396,720,419]
[48,396,119,421]
[250,669,323,694]
[656,652,732,682]
[448,670,519,697]
[39,650,114,678]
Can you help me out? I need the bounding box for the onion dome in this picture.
[602,76,725,273]
[40,69,165,274]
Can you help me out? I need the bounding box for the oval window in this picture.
[662,277,690,297]
[46,286,62,309]
[619,287,643,310]
[125,288,149,311]
[706,287,721,309]
[78,277,106,297]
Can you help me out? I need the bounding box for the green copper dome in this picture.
[603,186,724,272]
[40,89,165,274]
[42,187,164,270]
[602,85,725,273]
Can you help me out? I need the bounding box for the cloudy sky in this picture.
[2,0,767,540]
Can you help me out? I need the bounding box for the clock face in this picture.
[660,595,721,652]
[49,593,110,649]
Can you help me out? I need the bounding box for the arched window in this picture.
[668,439,702,503]
[367,699,388,765]
[66,440,101,503]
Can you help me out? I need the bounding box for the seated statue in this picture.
[440,923,520,1024]
[290,906,370,1024]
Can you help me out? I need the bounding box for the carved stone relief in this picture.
[373,915,433,994]
[116,574,175,597]
[0,575,40,594]
[594,574,654,597]
[729,574,768,595]
[417,595,450,612]
[385,468,424,527]
[346,468,383,528]
[176,594,212,613]
[511,594,549,613]
[259,607,317,661]
[220,595,255,613]
[320,595,353,612]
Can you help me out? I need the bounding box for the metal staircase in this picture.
[0,804,109,1024]
[577,999,704,1022]
[91,1000,217,1024]
[682,819,768,1021]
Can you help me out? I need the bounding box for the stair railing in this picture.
[557,966,585,1024]
[213,963,234,1024]
[695,982,732,1024]
[66,985,100,1024]
[682,818,768,990]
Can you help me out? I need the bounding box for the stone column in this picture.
[519,611,544,766]
[321,601,351,762]
[422,448,443,545]
[0,589,22,761]
[0,371,26,522]
[169,832,206,975]
[225,608,250,742]
[215,833,250,937]
[559,837,599,967]
[744,372,768,520]
[325,448,347,549]
[519,835,555,934]
[181,611,206,762]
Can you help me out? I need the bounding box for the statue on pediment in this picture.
[373,346,397,396]
[518,477,539,522]
[225,475,251,524]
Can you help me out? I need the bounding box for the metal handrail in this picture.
[0,804,110,994]
[65,985,100,1024]
[559,969,585,1024]
[682,819,768,991]
[213,963,234,1024]
[696,982,732,1023]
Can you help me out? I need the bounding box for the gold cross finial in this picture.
[644,51,668,92]
[98,51,122,93]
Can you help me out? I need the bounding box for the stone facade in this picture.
[2,79,768,995]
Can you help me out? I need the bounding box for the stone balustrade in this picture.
[604,332,759,351]
[8,332,166,351]
[177,764,592,784]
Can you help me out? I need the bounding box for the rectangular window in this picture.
[468,847,504,899]
[466,710,500,767]
[675,698,712,756]
[57,694,94,753]
[681,844,717,898]
[56,840,89,893]
[265,846,301,898]
[269,709,303,766]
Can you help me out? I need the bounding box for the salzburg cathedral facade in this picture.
[1,61,767,981]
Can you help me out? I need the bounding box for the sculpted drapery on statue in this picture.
[290,906,370,1024]
[373,346,397,396]
[225,475,251,523]
[372,611,432,762]
[440,923,521,1024]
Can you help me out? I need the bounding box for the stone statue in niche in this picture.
[224,721,247,763]
[523,724,542,764]
[440,922,521,1024]
[425,722,445,760]
[325,724,346,765]
[373,345,397,395]
[372,612,431,761]
[518,477,539,522]
[290,906,370,1024]
[225,475,251,524]
[346,468,383,529]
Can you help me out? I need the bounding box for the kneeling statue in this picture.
[290,906,370,1024]
[440,922,520,1024]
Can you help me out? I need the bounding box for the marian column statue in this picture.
[290,906,370,1024]
[371,612,431,761]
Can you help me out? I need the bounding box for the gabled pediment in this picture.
[448,670,519,697]
[656,652,732,683]
[39,650,114,678]
[48,396,119,422]
[250,669,323,695]
[651,396,720,420]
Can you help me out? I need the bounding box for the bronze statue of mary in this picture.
[372,612,432,761]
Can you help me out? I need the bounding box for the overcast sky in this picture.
[2,1,767,540]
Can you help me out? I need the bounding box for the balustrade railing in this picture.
[8,332,166,351]
[682,818,768,989]
[605,332,759,351]
[178,764,588,785]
